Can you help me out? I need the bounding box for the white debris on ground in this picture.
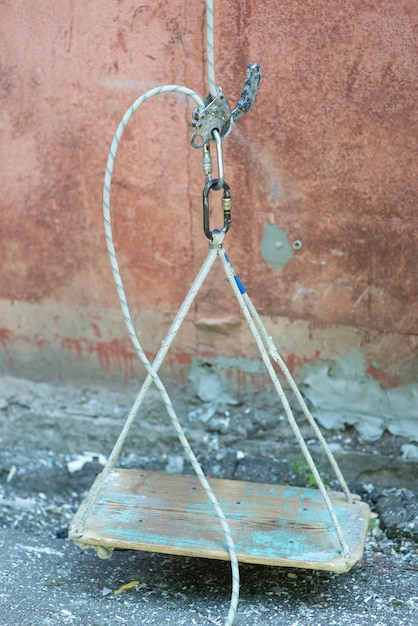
[0,376,417,625]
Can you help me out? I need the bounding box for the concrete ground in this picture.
[0,522,417,626]
[0,377,417,625]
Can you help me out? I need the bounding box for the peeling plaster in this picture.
[188,359,239,405]
[299,350,418,441]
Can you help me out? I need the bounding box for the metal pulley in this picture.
[190,89,232,148]
[190,63,262,148]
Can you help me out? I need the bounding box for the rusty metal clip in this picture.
[203,179,231,241]
[190,89,232,148]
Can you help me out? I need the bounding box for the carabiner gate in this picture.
[202,179,232,241]
[211,129,224,190]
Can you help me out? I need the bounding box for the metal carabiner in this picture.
[202,179,232,241]
[201,130,225,190]
[211,129,224,189]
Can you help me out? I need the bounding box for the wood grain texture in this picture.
[69,470,370,573]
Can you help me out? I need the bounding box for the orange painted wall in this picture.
[1,0,417,389]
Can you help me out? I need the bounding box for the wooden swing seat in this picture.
[69,468,370,573]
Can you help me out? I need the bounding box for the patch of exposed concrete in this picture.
[260,223,294,269]
[298,349,418,441]
[187,359,239,405]
[0,375,417,497]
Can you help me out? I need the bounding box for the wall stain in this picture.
[261,224,294,270]
[0,329,13,366]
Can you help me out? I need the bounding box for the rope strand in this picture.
[101,85,239,626]
[218,251,350,559]
[206,0,217,96]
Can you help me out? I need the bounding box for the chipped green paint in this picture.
[70,470,370,573]
[100,486,351,560]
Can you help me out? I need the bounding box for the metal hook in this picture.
[202,179,231,241]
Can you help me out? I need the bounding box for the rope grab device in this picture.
[69,3,370,625]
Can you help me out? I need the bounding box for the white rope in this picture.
[218,251,350,559]
[243,298,353,503]
[80,4,241,624]
[100,85,240,626]
[77,247,218,528]
[206,0,217,96]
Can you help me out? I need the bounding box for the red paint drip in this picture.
[285,350,322,373]
[0,328,13,366]
[90,322,102,338]
[366,365,400,388]
[61,336,138,385]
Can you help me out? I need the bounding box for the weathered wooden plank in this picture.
[69,470,370,573]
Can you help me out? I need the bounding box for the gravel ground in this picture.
[0,377,417,625]
[0,447,417,626]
